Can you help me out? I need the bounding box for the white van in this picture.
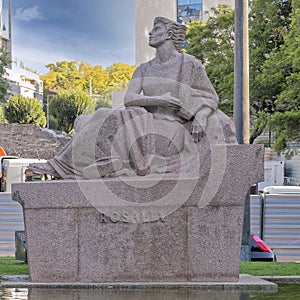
[0,157,47,193]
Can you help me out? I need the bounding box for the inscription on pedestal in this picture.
[98,212,165,224]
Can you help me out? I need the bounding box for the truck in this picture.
[0,147,47,256]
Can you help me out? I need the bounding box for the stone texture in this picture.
[1,274,278,291]
[187,206,243,282]
[24,209,79,282]
[0,123,70,159]
[78,208,187,282]
[12,144,264,283]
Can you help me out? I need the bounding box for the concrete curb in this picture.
[0,274,277,291]
[260,276,300,284]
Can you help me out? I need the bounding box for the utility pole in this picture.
[234,0,250,261]
[1,104,4,124]
[89,78,92,97]
[46,96,50,129]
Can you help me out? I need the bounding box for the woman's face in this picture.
[149,21,169,48]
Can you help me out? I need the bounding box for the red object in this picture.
[252,234,273,253]
[0,146,6,156]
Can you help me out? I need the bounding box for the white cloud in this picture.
[15,6,43,22]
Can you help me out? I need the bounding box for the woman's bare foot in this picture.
[28,162,60,178]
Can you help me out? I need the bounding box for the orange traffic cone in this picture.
[0,146,7,156]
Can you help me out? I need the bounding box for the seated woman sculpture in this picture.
[29,17,236,179]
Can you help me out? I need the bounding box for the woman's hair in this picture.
[154,17,187,52]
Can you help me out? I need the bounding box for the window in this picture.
[177,0,203,24]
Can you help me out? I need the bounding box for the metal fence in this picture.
[250,194,300,262]
[0,193,24,256]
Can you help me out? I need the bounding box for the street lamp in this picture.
[234,0,250,261]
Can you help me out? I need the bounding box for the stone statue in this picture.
[29,17,236,179]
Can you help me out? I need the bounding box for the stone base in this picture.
[1,275,278,292]
[12,145,264,283]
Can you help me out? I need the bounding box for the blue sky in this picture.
[11,0,135,74]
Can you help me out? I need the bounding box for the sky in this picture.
[10,0,135,75]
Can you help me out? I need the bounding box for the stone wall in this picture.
[0,124,71,160]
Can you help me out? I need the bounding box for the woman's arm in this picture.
[177,57,219,120]
[124,66,182,109]
[125,91,182,108]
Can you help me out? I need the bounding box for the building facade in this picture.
[0,0,12,66]
[5,65,43,101]
[135,0,234,66]
[135,0,177,66]
[0,0,43,101]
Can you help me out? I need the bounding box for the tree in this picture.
[186,2,294,145]
[41,60,135,97]
[78,62,109,95]
[249,0,292,143]
[269,1,300,153]
[0,47,11,104]
[0,105,3,123]
[93,63,134,109]
[41,60,83,92]
[105,63,135,88]
[186,5,235,116]
[5,95,46,127]
[49,91,95,133]
[272,111,300,154]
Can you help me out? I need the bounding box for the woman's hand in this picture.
[190,107,213,143]
[159,92,182,109]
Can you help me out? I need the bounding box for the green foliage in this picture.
[274,4,300,111]
[0,104,3,122]
[95,95,112,109]
[95,81,131,110]
[0,47,10,104]
[49,91,95,133]
[5,95,46,127]
[186,5,235,106]
[250,111,269,144]
[261,2,300,152]
[79,62,109,94]
[187,1,297,149]
[41,60,135,97]
[248,0,293,145]
[105,63,135,88]
[271,111,300,154]
[41,61,134,115]
[49,114,59,130]
[41,61,83,92]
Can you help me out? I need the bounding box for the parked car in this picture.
[250,233,276,262]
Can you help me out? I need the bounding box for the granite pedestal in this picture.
[12,145,264,283]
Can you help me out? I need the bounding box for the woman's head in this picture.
[152,17,187,52]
